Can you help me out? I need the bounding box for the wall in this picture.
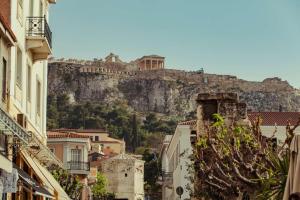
[9,0,51,143]
[164,125,193,200]
[102,158,144,200]
[48,143,64,161]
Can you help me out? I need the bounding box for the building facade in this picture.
[0,0,70,199]
[161,122,196,200]
[248,112,300,144]
[47,131,92,200]
[101,154,145,200]
[51,129,126,157]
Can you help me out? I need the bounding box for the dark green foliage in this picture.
[47,94,177,151]
[142,149,162,200]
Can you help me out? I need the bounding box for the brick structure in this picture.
[196,93,248,135]
[137,55,165,70]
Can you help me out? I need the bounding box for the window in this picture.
[36,79,41,116]
[27,65,31,102]
[17,0,24,25]
[16,48,22,87]
[2,58,7,102]
[125,173,127,177]
[90,136,93,141]
[95,136,99,141]
[71,149,81,162]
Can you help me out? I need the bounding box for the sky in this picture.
[49,0,300,88]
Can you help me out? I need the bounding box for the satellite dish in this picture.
[176,186,184,198]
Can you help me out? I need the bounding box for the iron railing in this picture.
[67,161,90,171]
[0,107,31,144]
[26,16,52,48]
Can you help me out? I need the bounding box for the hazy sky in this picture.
[49,0,300,88]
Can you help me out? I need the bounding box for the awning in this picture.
[22,151,71,200]
[14,164,54,199]
[26,134,64,168]
[0,154,12,173]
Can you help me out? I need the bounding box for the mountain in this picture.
[47,59,300,116]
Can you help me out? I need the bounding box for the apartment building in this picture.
[47,131,92,199]
[161,121,196,200]
[51,129,126,157]
[0,0,70,199]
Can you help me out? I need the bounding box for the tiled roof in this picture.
[248,112,300,126]
[50,128,107,133]
[178,120,197,125]
[47,131,90,139]
[0,13,17,42]
[93,140,123,144]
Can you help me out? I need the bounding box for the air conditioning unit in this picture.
[17,113,27,129]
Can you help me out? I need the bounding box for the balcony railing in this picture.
[26,16,52,48]
[67,161,90,171]
[0,107,31,144]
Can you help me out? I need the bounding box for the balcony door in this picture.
[71,149,82,169]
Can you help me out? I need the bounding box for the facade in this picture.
[161,121,196,200]
[0,0,70,199]
[248,112,300,144]
[101,154,145,200]
[51,129,126,157]
[47,131,92,199]
[137,55,165,71]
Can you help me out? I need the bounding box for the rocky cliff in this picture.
[48,61,300,116]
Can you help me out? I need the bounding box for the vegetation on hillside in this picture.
[47,94,177,151]
[47,93,178,199]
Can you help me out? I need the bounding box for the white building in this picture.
[101,153,145,200]
[161,120,196,200]
[248,112,300,144]
[0,0,70,199]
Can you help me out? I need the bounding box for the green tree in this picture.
[49,165,83,199]
[193,114,298,200]
[91,172,108,197]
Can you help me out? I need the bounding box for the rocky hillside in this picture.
[48,61,300,116]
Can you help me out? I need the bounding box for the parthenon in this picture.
[137,55,165,70]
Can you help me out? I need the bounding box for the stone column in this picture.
[150,59,153,70]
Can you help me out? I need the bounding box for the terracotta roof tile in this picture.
[0,13,17,42]
[50,128,107,133]
[248,112,300,126]
[47,131,90,139]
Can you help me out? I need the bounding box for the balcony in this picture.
[67,161,90,175]
[26,16,52,62]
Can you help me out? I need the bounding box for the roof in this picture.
[140,55,165,59]
[0,13,17,43]
[248,112,300,126]
[178,120,197,125]
[47,131,90,139]
[50,128,107,133]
